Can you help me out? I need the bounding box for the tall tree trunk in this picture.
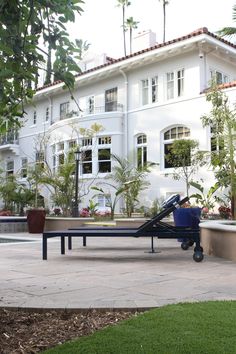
[129,28,132,54]
[44,42,52,85]
[163,1,166,42]
[123,5,127,56]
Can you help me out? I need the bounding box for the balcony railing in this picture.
[0,130,19,146]
[84,103,123,115]
[58,103,124,121]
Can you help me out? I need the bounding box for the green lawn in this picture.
[43,301,236,354]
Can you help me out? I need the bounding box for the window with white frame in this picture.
[35,151,45,168]
[45,107,49,122]
[33,111,37,125]
[6,160,14,176]
[141,76,158,105]
[97,194,111,209]
[166,72,174,100]
[105,87,117,112]
[141,79,149,105]
[68,140,77,150]
[60,102,69,119]
[151,76,158,103]
[177,69,184,97]
[98,136,111,145]
[98,149,111,173]
[87,96,94,114]
[58,153,64,166]
[163,126,190,168]
[210,69,229,85]
[210,125,224,153]
[82,138,92,147]
[98,136,111,173]
[136,134,147,168]
[21,158,28,178]
[166,69,184,100]
[82,149,92,174]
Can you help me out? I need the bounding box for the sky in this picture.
[68,0,236,58]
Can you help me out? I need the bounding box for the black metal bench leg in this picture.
[83,236,86,247]
[43,235,47,260]
[68,236,72,250]
[61,236,65,255]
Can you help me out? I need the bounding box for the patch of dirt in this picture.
[0,308,138,353]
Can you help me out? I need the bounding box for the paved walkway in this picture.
[1,232,236,310]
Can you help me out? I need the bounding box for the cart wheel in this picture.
[188,240,194,247]
[193,251,204,262]
[194,246,203,252]
[181,242,189,250]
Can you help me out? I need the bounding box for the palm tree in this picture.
[217,4,236,39]
[75,39,91,60]
[159,0,169,43]
[109,154,150,217]
[125,17,139,54]
[117,0,131,56]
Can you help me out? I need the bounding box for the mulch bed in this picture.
[0,308,138,353]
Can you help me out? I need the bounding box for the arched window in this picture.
[163,126,190,168]
[136,134,147,168]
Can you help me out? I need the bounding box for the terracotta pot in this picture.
[27,209,46,233]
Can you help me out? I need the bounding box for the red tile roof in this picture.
[36,27,236,93]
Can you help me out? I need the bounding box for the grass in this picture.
[43,301,236,354]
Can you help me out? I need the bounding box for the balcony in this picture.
[58,104,123,121]
[0,130,19,155]
[83,103,123,116]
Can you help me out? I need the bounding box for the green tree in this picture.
[12,184,35,215]
[201,83,236,219]
[117,0,131,56]
[217,4,236,39]
[0,174,18,211]
[109,154,151,217]
[165,139,206,197]
[75,39,91,60]
[159,0,169,42]
[190,180,221,211]
[41,154,76,216]
[124,17,139,54]
[0,0,84,130]
[27,163,46,208]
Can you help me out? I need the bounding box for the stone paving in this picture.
[1,232,236,309]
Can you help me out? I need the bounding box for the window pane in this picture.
[142,79,149,105]
[60,102,69,119]
[137,134,146,144]
[151,76,158,103]
[177,69,184,97]
[88,96,94,114]
[98,136,111,145]
[98,148,110,161]
[98,148,111,173]
[105,88,117,112]
[167,72,174,100]
[82,163,92,174]
[170,128,177,139]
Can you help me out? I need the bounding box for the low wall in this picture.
[44,217,94,231]
[200,220,236,261]
[115,218,148,228]
[0,217,28,233]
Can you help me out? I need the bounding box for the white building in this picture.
[1,27,236,212]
